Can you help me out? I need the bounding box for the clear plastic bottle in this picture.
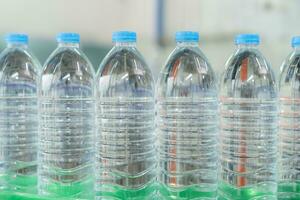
[156,31,218,199]
[38,33,95,198]
[0,33,40,193]
[278,36,300,200]
[95,31,156,200]
[218,34,278,200]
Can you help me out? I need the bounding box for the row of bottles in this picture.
[0,31,298,200]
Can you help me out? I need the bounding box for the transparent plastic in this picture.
[218,44,278,199]
[156,41,218,199]
[278,46,300,200]
[0,42,40,194]
[95,41,156,200]
[38,42,95,199]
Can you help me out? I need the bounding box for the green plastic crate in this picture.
[0,191,85,200]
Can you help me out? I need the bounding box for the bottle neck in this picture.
[176,41,199,47]
[114,42,136,47]
[236,44,258,49]
[58,42,79,48]
[7,43,28,49]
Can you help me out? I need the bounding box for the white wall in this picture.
[0,0,298,76]
[161,0,300,76]
[0,0,155,43]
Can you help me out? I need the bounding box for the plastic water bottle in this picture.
[156,31,218,199]
[278,36,300,200]
[0,33,40,193]
[38,33,95,198]
[95,31,156,199]
[218,34,278,199]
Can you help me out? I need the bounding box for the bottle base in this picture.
[38,176,93,199]
[278,181,300,200]
[95,182,157,200]
[217,181,276,200]
[157,183,217,200]
[0,173,37,194]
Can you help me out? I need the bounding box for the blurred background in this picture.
[0,0,299,78]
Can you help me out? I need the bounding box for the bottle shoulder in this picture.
[41,47,95,94]
[97,47,152,76]
[43,47,94,74]
[0,47,40,83]
[156,46,217,98]
[279,50,300,97]
[162,47,215,76]
[224,48,274,76]
[279,51,300,83]
[96,46,154,98]
[220,48,277,99]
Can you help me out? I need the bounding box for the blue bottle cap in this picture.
[235,34,260,45]
[112,31,136,42]
[175,31,199,42]
[291,36,300,48]
[56,33,80,43]
[5,33,28,44]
